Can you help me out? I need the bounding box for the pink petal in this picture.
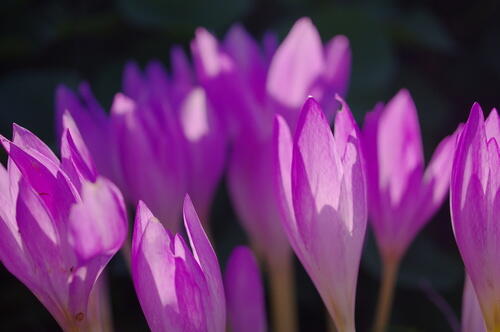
[292,98,342,245]
[377,89,424,205]
[182,195,225,332]
[224,246,267,332]
[131,203,179,331]
[68,177,127,263]
[266,18,324,110]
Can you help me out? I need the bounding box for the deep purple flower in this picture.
[191,17,351,267]
[450,104,499,331]
[224,246,267,332]
[0,113,127,331]
[362,89,459,262]
[274,96,366,332]
[131,195,225,332]
[56,53,226,229]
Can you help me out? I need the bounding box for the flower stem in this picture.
[268,253,298,332]
[373,257,400,332]
[327,312,338,332]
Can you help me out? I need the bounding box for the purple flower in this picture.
[0,113,127,331]
[224,246,267,332]
[131,195,225,332]
[191,17,351,267]
[192,17,351,138]
[462,276,486,332]
[274,96,366,331]
[450,104,499,331]
[362,89,459,262]
[56,53,226,229]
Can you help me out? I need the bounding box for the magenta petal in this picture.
[132,199,224,332]
[16,178,73,327]
[273,115,302,254]
[174,257,208,332]
[12,124,59,165]
[123,61,145,100]
[292,98,342,244]
[377,89,424,204]
[68,177,127,263]
[0,164,33,289]
[55,84,112,179]
[451,104,500,328]
[191,28,230,80]
[266,18,324,110]
[179,88,226,222]
[420,127,459,221]
[2,138,77,222]
[324,35,351,98]
[224,246,267,332]
[288,97,365,330]
[60,111,98,184]
[182,195,225,332]
[320,36,351,120]
[227,131,290,263]
[485,108,499,140]
[131,204,179,331]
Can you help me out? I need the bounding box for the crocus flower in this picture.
[131,195,225,332]
[363,89,458,262]
[462,276,486,332]
[192,14,350,262]
[192,17,351,139]
[450,105,499,331]
[274,96,366,332]
[191,19,350,332]
[0,113,127,331]
[224,246,267,332]
[56,53,226,229]
[362,89,459,332]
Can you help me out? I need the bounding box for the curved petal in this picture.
[378,89,424,205]
[266,18,324,110]
[68,177,127,263]
[224,246,267,332]
[131,203,179,332]
[183,195,225,332]
[292,97,342,246]
[12,124,59,165]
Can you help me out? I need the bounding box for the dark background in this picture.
[1,0,499,331]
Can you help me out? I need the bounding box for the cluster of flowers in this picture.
[0,17,498,332]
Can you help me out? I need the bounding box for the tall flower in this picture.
[131,195,225,332]
[0,113,127,331]
[274,96,366,332]
[362,89,459,332]
[450,104,499,332]
[224,246,267,332]
[192,18,351,332]
[56,52,226,229]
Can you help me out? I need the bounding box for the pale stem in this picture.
[372,257,400,332]
[327,312,338,332]
[268,253,298,332]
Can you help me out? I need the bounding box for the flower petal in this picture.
[266,18,324,110]
[182,195,225,332]
[68,177,127,263]
[224,246,267,332]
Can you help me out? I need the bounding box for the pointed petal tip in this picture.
[296,97,326,137]
[294,16,314,28]
[111,93,135,115]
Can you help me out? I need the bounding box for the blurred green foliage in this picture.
[1,0,500,331]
